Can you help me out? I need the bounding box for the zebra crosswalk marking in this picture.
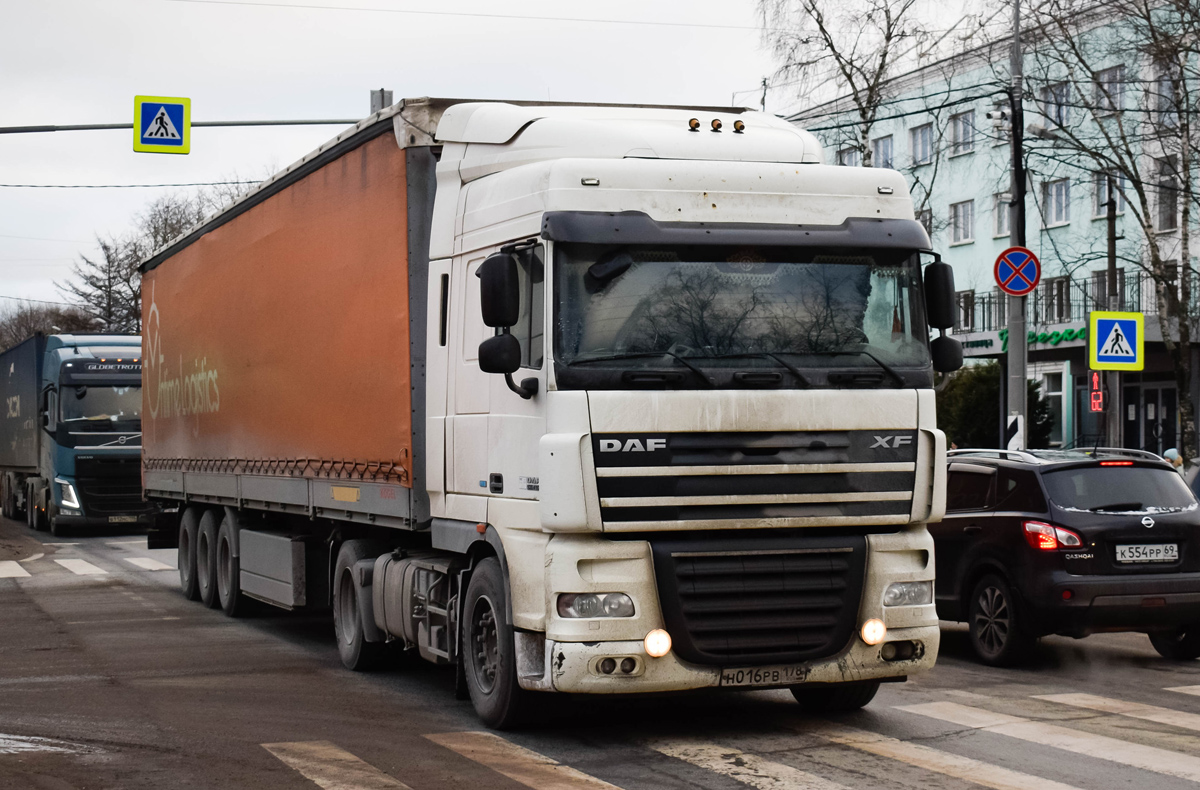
[1036,692,1200,733]
[425,731,622,790]
[263,740,413,790]
[53,558,106,575]
[814,724,1084,790]
[0,561,31,578]
[124,557,174,571]
[1167,686,1200,698]
[899,700,1200,782]
[651,739,847,790]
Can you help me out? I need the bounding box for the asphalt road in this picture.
[3,514,1200,790]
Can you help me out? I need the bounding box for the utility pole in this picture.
[1006,0,1028,450]
[1106,177,1121,447]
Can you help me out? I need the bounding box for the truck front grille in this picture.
[74,456,151,516]
[593,431,916,531]
[650,534,867,666]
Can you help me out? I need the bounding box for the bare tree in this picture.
[0,301,99,352]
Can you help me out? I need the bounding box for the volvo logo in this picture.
[1142,516,1155,528]
[118,435,127,445]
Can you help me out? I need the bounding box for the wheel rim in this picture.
[336,569,358,647]
[973,585,1010,655]
[179,529,192,585]
[469,594,500,695]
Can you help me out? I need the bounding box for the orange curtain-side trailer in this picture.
[141,132,425,497]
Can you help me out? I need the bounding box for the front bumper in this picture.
[52,513,153,529]
[529,624,939,693]
[1023,570,1200,634]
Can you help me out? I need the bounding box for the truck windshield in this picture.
[554,242,930,389]
[61,385,141,424]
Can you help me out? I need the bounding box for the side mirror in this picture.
[931,335,963,373]
[924,259,956,330]
[479,334,538,400]
[479,253,520,328]
[41,385,56,432]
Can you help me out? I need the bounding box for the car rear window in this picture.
[1041,465,1197,512]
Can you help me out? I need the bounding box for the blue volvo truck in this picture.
[0,334,151,535]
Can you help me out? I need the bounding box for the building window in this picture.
[1093,171,1127,216]
[916,208,933,235]
[1091,268,1126,309]
[1042,276,1071,323]
[1157,157,1178,230]
[871,135,893,169]
[1043,372,1064,446]
[1041,82,1070,128]
[1094,66,1125,114]
[910,124,933,165]
[956,290,976,332]
[950,200,974,244]
[1042,178,1071,226]
[837,147,861,167]
[1156,63,1179,127]
[949,111,975,155]
[994,192,1011,237]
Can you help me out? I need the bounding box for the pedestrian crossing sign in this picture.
[133,95,191,154]
[1089,310,1144,371]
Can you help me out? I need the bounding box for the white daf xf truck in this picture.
[140,97,961,728]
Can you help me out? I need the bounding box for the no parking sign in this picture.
[994,246,1041,296]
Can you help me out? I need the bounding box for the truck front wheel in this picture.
[196,509,221,609]
[462,557,527,729]
[178,508,201,600]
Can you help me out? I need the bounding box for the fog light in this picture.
[599,657,616,674]
[861,618,886,646]
[880,640,916,661]
[620,657,636,674]
[644,629,672,657]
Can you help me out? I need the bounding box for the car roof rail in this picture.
[947,448,1041,463]
[1079,447,1166,462]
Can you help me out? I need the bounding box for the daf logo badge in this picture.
[1142,516,1155,528]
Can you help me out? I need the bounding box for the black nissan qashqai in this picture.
[931,448,1200,665]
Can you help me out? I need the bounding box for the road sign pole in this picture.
[1007,0,1028,451]
[1106,186,1122,448]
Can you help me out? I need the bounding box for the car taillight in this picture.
[1099,460,1134,466]
[1023,521,1083,550]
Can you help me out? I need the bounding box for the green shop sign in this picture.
[998,326,1087,353]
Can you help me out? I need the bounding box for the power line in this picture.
[0,294,76,307]
[802,90,1006,132]
[165,0,769,31]
[0,181,260,189]
[0,233,92,243]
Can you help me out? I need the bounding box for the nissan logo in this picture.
[1142,516,1155,528]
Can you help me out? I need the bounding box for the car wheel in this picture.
[791,680,881,713]
[333,540,386,671]
[1149,626,1200,660]
[196,509,221,609]
[463,557,528,729]
[178,508,201,601]
[968,573,1034,666]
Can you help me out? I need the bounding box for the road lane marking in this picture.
[1036,692,1200,733]
[426,731,622,789]
[107,540,146,546]
[263,741,413,789]
[124,557,174,571]
[1168,686,1200,697]
[899,701,1200,782]
[19,552,43,562]
[814,724,1084,790]
[0,561,31,578]
[651,739,846,790]
[54,558,107,575]
[0,733,79,755]
[42,542,78,546]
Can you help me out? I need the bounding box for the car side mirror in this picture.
[931,335,963,373]
[479,334,538,400]
[924,258,956,330]
[478,253,520,328]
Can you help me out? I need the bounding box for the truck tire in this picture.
[28,483,47,532]
[333,540,385,671]
[48,502,64,537]
[178,508,201,601]
[968,573,1034,666]
[216,514,244,617]
[1149,626,1200,660]
[791,680,881,713]
[462,557,528,729]
[196,509,221,609]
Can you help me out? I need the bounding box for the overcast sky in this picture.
[1,0,792,306]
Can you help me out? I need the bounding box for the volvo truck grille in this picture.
[593,431,916,531]
[74,456,152,516]
[650,534,867,665]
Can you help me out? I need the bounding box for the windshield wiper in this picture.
[1091,502,1143,512]
[566,352,716,387]
[707,352,812,387]
[805,349,907,387]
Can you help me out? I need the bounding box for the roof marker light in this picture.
[711,119,723,132]
[733,120,745,133]
[688,118,701,132]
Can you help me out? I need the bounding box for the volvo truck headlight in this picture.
[883,581,933,606]
[557,593,635,618]
[54,478,80,509]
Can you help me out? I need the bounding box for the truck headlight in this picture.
[883,581,933,606]
[557,593,635,618]
[54,478,81,509]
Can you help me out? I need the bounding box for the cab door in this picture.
[929,462,996,619]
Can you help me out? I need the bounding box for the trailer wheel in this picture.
[178,508,201,601]
[216,514,243,616]
[196,509,221,609]
[463,557,527,729]
[333,540,385,671]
